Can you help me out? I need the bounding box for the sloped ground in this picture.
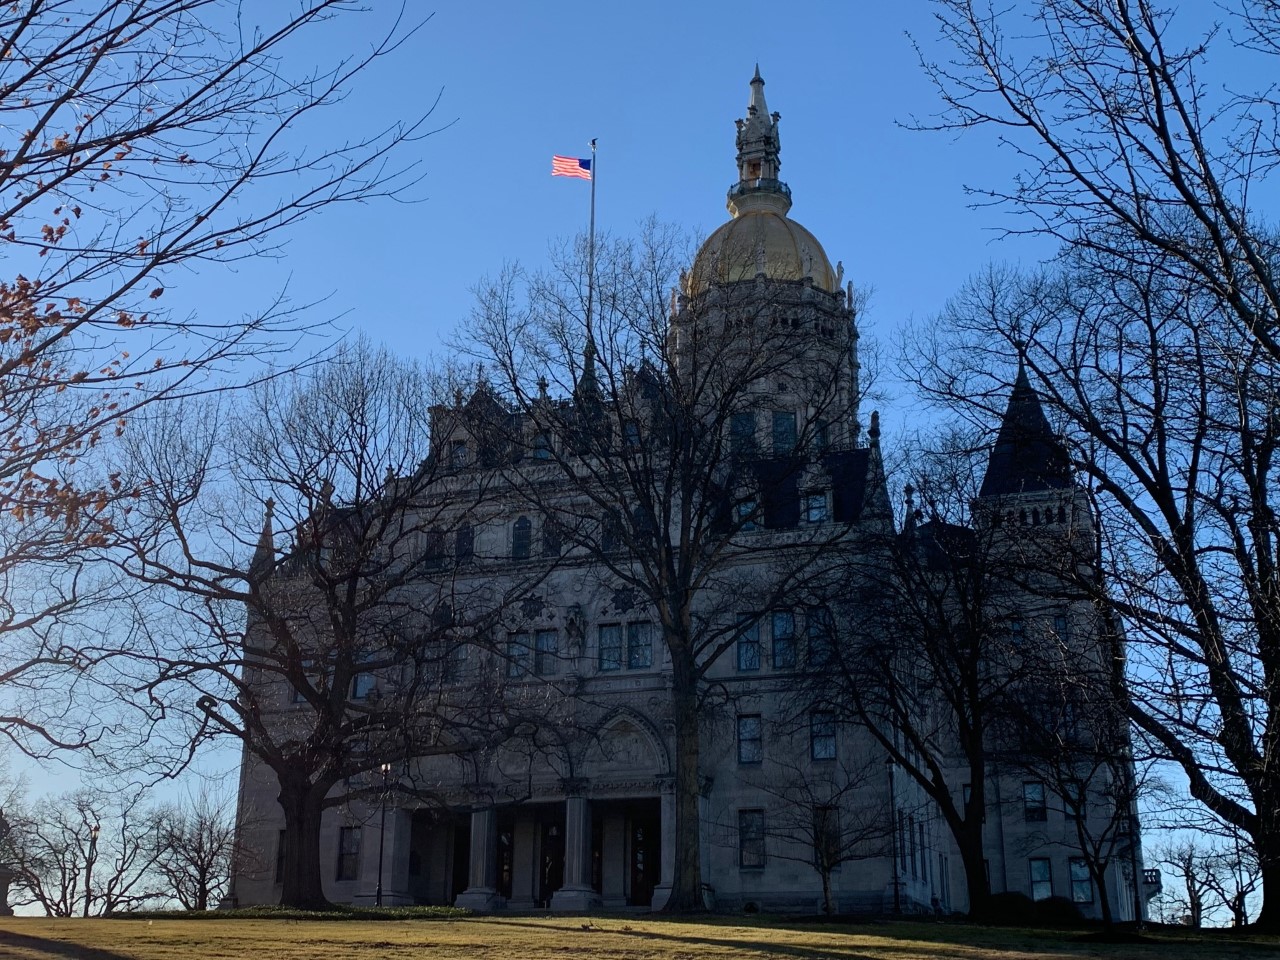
[0,915,1277,960]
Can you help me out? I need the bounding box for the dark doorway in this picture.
[627,802,660,907]
[451,816,469,903]
[538,817,565,907]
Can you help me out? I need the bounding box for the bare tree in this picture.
[150,790,238,912]
[917,1,1280,927]
[738,751,892,915]
[815,436,1055,919]
[465,225,874,910]
[1204,830,1262,928]
[5,787,162,916]
[1156,840,1214,929]
[0,1,435,757]
[114,340,556,909]
[1004,652,1148,926]
[912,251,1280,926]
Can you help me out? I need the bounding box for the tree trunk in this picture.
[957,826,991,922]
[1094,867,1112,925]
[1254,854,1280,931]
[663,655,703,912]
[277,778,331,911]
[821,866,834,915]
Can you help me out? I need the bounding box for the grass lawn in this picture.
[0,915,1277,960]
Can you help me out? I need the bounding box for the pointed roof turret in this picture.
[250,498,275,579]
[979,363,1074,498]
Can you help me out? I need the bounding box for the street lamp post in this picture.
[375,763,392,907]
[83,822,100,918]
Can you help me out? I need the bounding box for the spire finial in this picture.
[251,498,276,578]
[729,66,790,217]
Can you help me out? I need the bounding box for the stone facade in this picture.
[229,70,1158,920]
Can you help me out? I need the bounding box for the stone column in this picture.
[650,777,676,911]
[551,782,601,911]
[454,806,503,911]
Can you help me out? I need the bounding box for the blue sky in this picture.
[170,0,1055,423]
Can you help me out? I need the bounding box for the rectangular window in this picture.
[1029,858,1052,901]
[506,632,530,679]
[736,498,759,531]
[738,809,766,867]
[771,611,796,669]
[813,806,838,867]
[803,491,830,523]
[598,624,623,672]
[737,714,762,764]
[291,657,315,704]
[533,629,558,676]
[807,607,835,667]
[898,811,908,871]
[275,830,287,883]
[1070,857,1093,903]
[1010,616,1026,644]
[918,822,927,884]
[1023,781,1047,822]
[350,652,376,700]
[601,512,622,555]
[772,410,797,455]
[455,524,474,562]
[962,784,986,823]
[730,412,756,455]
[908,815,917,879]
[810,710,836,760]
[442,641,468,683]
[1065,781,1085,821]
[532,432,552,460]
[736,621,761,671]
[814,419,830,454]
[627,621,653,669]
[1053,614,1070,644]
[512,517,532,560]
[336,826,361,882]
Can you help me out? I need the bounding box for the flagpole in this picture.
[587,137,597,346]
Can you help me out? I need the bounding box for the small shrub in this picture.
[985,891,1035,925]
[1032,896,1086,928]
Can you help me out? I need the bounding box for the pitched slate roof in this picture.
[979,364,1074,499]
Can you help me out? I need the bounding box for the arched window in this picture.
[511,516,532,560]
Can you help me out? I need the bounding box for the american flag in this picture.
[552,155,592,180]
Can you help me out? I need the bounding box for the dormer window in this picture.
[730,412,756,455]
[450,440,467,470]
[803,491,829,524]
[532,433,552,460]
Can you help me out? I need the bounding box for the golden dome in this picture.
[688,207,838,295]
